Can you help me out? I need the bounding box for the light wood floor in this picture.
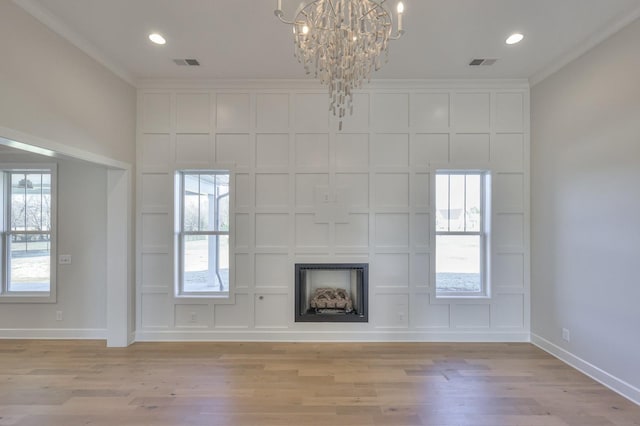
[0,341,638,426]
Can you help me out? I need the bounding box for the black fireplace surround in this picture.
[295,263,368,323]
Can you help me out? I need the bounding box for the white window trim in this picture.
[174,169,235,300]
[433,169,491,299]
[0,163,57,303]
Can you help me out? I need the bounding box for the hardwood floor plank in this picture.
[0,341,638,426]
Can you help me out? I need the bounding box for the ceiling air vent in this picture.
[469,58,498,66]
[173,59,200,66]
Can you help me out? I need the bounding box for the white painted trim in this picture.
[106,169,132,347]
[530,7,640,86]
[0,127,130,170]
[531,333,640,406]
[136,78,530,91]
[11,0,136,86]
[136,330,530,343]
[0,328,106,340]
[136,86,532,341]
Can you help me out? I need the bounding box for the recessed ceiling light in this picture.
[506,33,524,45]
[149,33,166,45]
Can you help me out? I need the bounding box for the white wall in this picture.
[0,1,136,345]
[136,81,530,341]
[0,1,136,165]
[531,18,640,400]
[0,152,107,337]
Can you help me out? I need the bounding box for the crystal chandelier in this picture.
[275,0,405,130]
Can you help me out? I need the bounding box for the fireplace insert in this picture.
[294,263,368,323]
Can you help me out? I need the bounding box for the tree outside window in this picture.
[3,171,53,294]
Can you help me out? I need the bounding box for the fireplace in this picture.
[295,263,368,323]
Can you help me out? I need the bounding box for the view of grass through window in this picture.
[435,173,483,294]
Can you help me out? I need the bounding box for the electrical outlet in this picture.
[189,312,197,323]
[562,328,570,342]
[56,311,63,321]
[59,255,72,265]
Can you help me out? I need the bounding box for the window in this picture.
[1,167,56,301]
[435,171,489,296]
[176,171,230,295]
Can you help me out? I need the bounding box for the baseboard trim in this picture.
[0,328,107,340]
[531,333,640,406]
[135,329,530,343]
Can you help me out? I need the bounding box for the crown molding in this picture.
[12,0,136,86]
[11,0,639,90]
[136,78,530,91]
[530,6,640,87]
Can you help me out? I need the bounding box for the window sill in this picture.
[176,293,229,298]
[0,293,55,304]
[174,292,236,304]
[432,293,491,303]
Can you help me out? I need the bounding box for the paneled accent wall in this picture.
[136,81,530,341]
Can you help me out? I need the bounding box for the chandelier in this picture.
[275,0,405,130]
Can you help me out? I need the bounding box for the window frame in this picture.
[434,170,490,299]
[0,163,57,303]
[175,170,233,299]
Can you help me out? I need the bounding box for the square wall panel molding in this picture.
[136,82,530,341]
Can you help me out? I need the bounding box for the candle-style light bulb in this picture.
[397,2,404,13]
[397,2,404,32]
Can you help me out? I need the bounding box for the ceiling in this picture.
[15,0,640,85]
[0,145,21,153]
